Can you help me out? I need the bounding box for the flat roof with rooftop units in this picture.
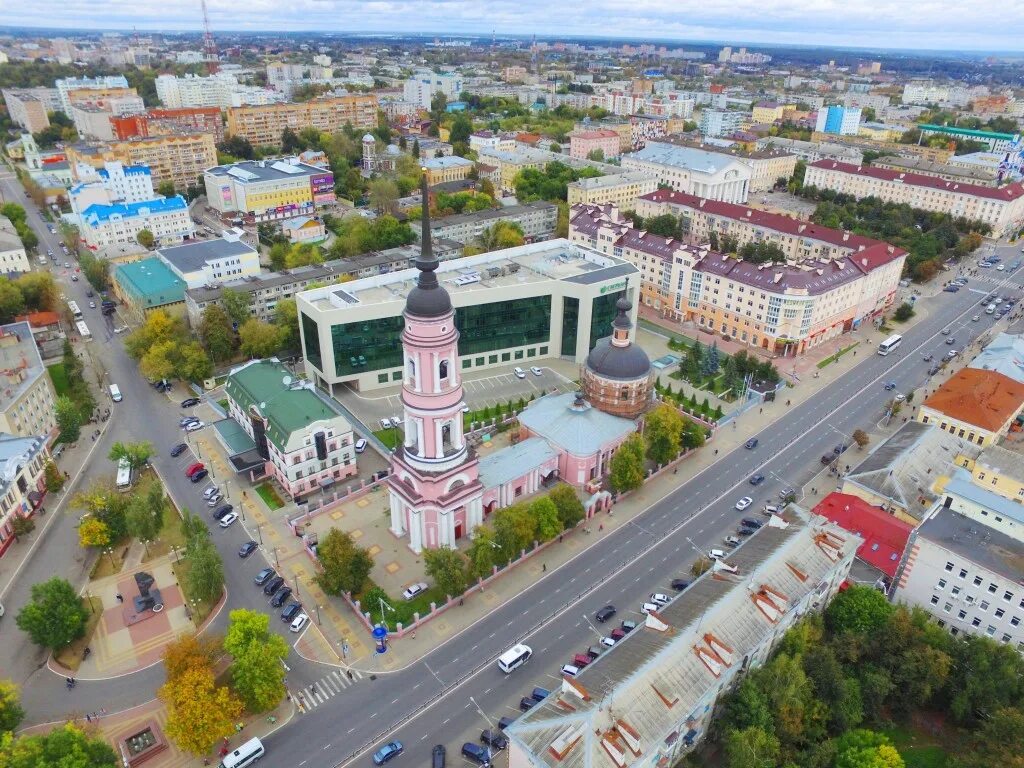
[297,239,639,393]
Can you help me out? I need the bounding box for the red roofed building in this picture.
[804,159,1024,237]
[813,492,912,580]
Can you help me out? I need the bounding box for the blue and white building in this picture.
[78,195,195,250]
[402,69,464,109]
[71,161,155,205]
[815,105,862,136]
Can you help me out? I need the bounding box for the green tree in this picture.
[465,525,497,579]
[893,302,915,322]
[185,536,224,604]
[157,180,177,197]
[15,577,88,651]
[0,680,24,734]
[422,546,467,597]
[529,496,562,541]
[449,113,473,145]
[108,441,153,473]
[223,609,289,712]
[54,395,81,443]
[492,503,537,560]
[643,403,684,464]
[180,508,209,544]
[721,680,773,732]
[125,487,162,544]
[548,484,584,529]
[644,213,682,239]
[0,723,119,768]
[43,460,64,493]
[219,287,252,328]
[238,318,283,359]
[825,584,895,636]
[609,434,645,492]
[834,729,905,768]
[199,304,236,362]
[368,178,400,214]
[136,228,155,249]
[958,706,1024,768]
[723,727,780,768]
[316,528,374,595]
[586,148,605,162]
[273,297,300,350]
[477,220,525,252]
[10,515,35,542]
[0,280,26,324]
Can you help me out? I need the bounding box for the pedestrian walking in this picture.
[542,563,546,572]
[86,713,91,723]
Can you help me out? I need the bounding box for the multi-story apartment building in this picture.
[815,105,861,136]
[225,95,378,148]
[468,131,516,154]
[570,203,905,355]
[402,69,464,108]
[78,195,195,250]
[110,107,225,143]
[699,109,747,138]
[67,131,218,193]
[621,141,753,203]
[804,160,1024,237]
[568,129,621,160]
[155,73,286,110]
[184,240,464,327]
[751,101,790,124]
[0,323,57,440]
[0,218,30,274]
[203,157,335,223]
[421,155,474,186]
[423,202,558,245]
[755,136,864,165]
[507,505,858,768]
[872,156,998,187]
[223,359,357,500]
[55,75,130,113]
[70,162,157,221]
[0,434,51,558]
[1,88,57,133]
[157,234,260,289]
[892,507,1024,650]
[566,170,659,210]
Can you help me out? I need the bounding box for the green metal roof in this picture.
[113,257,186,308]
[212,417,257,456]
[918,124,1015,141]
[224,360,344,451]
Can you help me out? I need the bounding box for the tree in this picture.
[157,180,177,198]
[422,546,467,597]
[316,528,374,595]
[644,214,683,239]
[609,434,645,492]
[218,135,254,159]
[834,730,904,768]
[0,680,24,734]
[0,723,119,768]
[223,609,289,712]
[548,484,584,529]
[180,508,209,545]
[186,536,224,604]
[125,489,162,543]
[162,633,219,681]
[77,516,111,548]
[852,429,869,448]
[722,680,773,732]
[178,341,213,382]
[124,309,181,360]
[723,727,780,768]
[108,441,153,473]
[15,577,88,651]
[10,516,34,542]
[238,318,283,359]
[411,138,420,158]
[219,288,252,328]
[160,663,243,755]
[587,148,605,162]
[643,403,684,464]
[199,304,236,362]
[139,339,179,381]
[690,556,711,577]
[136,228,155,249]
[449,113,473,145]
[680,418,706,450]
[54,394,81,443]
[273,297,300,350]
[477,220,524,252]
[825,584,894,635]
[549,142,562,154]
[492,503,537,559]
[529,496,563,541]
[465,525,498,580]
[893,302,915,322]
[368,178,400,215]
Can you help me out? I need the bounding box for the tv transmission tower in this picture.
[200,0,218,73]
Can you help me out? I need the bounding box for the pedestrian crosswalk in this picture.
[293,667,365,710]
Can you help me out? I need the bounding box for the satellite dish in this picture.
[260,402,266,409]
[283,375,293,387]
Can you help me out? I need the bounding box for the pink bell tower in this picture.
[388,173,484,553]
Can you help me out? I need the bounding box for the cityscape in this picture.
[1,8,1024,768]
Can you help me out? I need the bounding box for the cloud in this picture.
[11,0,1024,51]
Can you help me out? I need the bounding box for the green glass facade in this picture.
[455,295,552,356]
[330,315,406,377]
[561,297,579,357]
[589,291,623,350]
[301,313,322,372]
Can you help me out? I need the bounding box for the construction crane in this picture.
[200,0,218,73]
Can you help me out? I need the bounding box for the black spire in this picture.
[612,278,632,330]
[405,169,452,317]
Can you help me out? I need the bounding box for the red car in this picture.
[572,653,592,668]
[185,462,205,477]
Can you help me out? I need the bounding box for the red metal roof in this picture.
[813,492,913,578]
[809,159,1024,201]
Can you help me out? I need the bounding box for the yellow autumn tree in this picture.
[77,517,111,548]
[160,662,242,755]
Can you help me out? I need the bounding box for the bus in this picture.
[115,457,132,490]
[68,300,82,320]
[75,320,91,341]
[219,737,265,768]
[878,334,902,356]
[497,644,532,674]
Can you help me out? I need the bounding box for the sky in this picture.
[9,0,1024,53]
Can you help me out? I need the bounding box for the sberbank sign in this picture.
[600,281,627,295]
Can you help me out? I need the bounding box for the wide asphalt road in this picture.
[260,264,1024,768]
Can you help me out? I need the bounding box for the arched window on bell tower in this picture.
[439,358,449,383]
[407,356,417,388]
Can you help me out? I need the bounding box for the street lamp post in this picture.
[315,604,322,625]
[274,547,280,568]
[256,522,263,545]
[142,539,151,558]
[104,547,115,570]
[293,577,301,600]
[86,589,94,614]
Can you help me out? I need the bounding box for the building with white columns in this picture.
[620,141,753,203]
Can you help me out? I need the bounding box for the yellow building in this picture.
[422,155,474,186]
[67,132,217,193]
[751,102,793,124]
[0,321,58,440]
[917,368,1024,447]
[226,95,378,148]
[567,171,659,210]
[204,157,335,222]
[857,123,905,142]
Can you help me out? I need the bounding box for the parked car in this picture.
[744,438,758,449]
[640,602,660,614]
[600,636,616,647]
[270,586,293,607]
[355,438,367,453]
[373,742,404,766]
[620,620,637,633]
[741,518,764,529]
[379,418,392,430]
[884,382,896,391]
[497,717,514,731]
[461,743,491,766]
[649,593,670,606]
[821,453,836,465]
[432,745,446,768]
[735,496,753,511]
[218,512,238,528]
[185,421,205,432]
[530,366,543,376]
[945,350,958,361]
[724,535,741,546]
[513,367,526,379]
[263,575,285,595]
[943,286,959,293]
[189,469,208,483]
[181,397,200,408]
[531,687,550,702]
[212,505,233,520]
[519,696,537,711]
[238,541,258,558]
[254,568,275,585]
[170,443,188,457]
[203,486,220,499]
[595,605,616,622]
[749,473,765,486]
[480,730,508,751]
[402,582,428,600]
[206,493,223,507]
[179,416,199,427]
[289,613,309,633]
[280,601,302,622]
[928,364,941,376]
[670,578,690,591]
[184,462,204,477]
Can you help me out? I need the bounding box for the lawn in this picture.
[882,725,950,768]
[47,363,70,397]
[817,342,860,369]
[255,482,285,511]
[360,583,447,628]
[170,557,217,626]
[54,595,102,672]
[144,505,188,563]
[374,429,399,450]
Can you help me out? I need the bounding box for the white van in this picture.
[708,549,726,560]
[219,737,264,768]
[986,303,997,314]
[560,664,580,677]
[497,644,532,673]
[109,384,122,402]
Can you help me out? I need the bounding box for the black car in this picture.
[263,575,285,595]
[181,397,200,408]
[254,567,275,585]
[736,526,754,536]
[270,586,293,607]
[461,743,491,766]
[741,518,764,529]
[480,730,508,751]
[431,745,446,768]
[170,443,188,457]
[238,540,258,558]
[749,473,765,485]
[745,438,758,449]
[518,697,537,712]
[101,305,115,316]
[595,605,616,622]
[497,717,514,731]
[833,443,848,455]
[212,504,233,520]
[670,578,691,591]
[280,601,302,622]
[928,364,941,376]
[190,469,208,483]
